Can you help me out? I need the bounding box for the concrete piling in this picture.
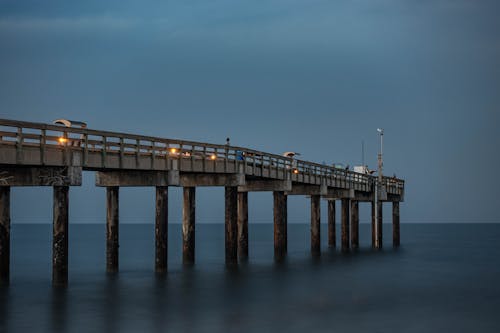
[376,200,383,249]
[225,186,238,264]
[106,187,119,273]
[350,201,359,250]
[0,187,10,284]
[52,186,69,286]
[273,191,287,261]
[393,201,400,247]
[237,192,248,260]
[341,198,350,253]
[327,200,336,248]
[310,195,321,256]
[182,187,196,264]
[155,186,168,273]
[371,201,375,248]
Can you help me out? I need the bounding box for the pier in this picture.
[0,119,404,286]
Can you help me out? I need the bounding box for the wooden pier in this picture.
[0,119,404,285]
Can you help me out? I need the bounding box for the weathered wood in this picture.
[273,191,287,261]
[341,198,350,253]
[350,201,359,250]
[376,200,383,249]
[310,195,320,256]
[225,186,238,264]
[106,187,119,273]
[96,170,177,187]
[0,166,82,186]
[181,173,244,187]
[0,187,10,284]
[182,187,196,264]
[53,186,69,286]
[327,200,336,248]
[239,180,291,192]
[155,186,168,273]
[393,201,400,247]
[237,191,248,260]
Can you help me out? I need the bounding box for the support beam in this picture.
[393,201,400,247]
[0,166,81,186]
[237,192,248,260]
[310,195,321,256]
[376,200,383,249]
[53,186,69,286]
[106,187,119,273]
[327,200,336,248]
[182,187,196,264]
[0,187,10,284]
[273,191,287,261]
[350,201,359,250]
[341,198,350,253]
[225,186,238,264]
[155,186,168,273]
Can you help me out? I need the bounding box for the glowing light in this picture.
[293,169,299,174]
[169,148,177,154]
[210,154,217,160]
[58,137,67,144]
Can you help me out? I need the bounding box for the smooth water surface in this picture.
[1,223,499,332]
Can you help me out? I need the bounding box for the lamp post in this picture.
[374,128,384,249]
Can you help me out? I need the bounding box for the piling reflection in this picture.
[50,288,67,333]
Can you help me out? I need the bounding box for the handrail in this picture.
[0,118,405,193]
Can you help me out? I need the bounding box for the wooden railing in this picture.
[0,119,404,195]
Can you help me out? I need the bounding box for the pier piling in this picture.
[327,200,336,248]
[273,191,287,261]
[237,192,248,260]
[106,187,119,273]
[376,200,383,249]
[350,201,359,250]
[225,186,238,265]
[182,187,196,264]
[393,201,400,247]
[310,195,320,256]
[155,186,168,273]
[52,186,68,286]
[341,198,350,253]
[0,187,10,284]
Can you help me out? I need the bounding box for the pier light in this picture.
[210,154,217,160]
[58,137,67,144]
[293,168,299,174]
[169,148,177,154]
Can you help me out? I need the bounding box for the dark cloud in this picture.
[1,0,499,223]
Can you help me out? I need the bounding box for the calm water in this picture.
[1,223,500,332]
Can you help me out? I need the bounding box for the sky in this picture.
[1,0,499,224]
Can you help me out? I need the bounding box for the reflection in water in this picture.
[2,224,500,332]
[51,288,67,333]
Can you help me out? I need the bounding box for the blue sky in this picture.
[1,0,499,223]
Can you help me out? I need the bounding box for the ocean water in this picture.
[1,223,500,333]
